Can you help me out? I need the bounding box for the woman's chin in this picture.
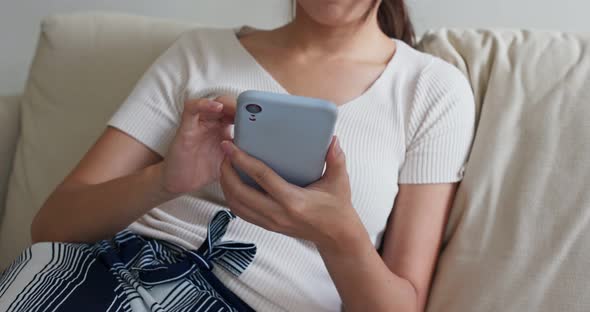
[297,1,370,28]
[305,12,363,28]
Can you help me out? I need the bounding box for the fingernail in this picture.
[334,137,342,156]
[208,100,222,109]
[221,141,235,156]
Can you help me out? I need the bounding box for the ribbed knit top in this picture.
[108,27,475,311]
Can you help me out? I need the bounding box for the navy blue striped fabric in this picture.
[0,210,256,312]
[0,249,31,298]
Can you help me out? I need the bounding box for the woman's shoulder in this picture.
[395,40,474,120]
[395,40,470,91]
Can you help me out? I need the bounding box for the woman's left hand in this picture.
[219,137,367,253]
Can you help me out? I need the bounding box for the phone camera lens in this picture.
[246,104,262,114]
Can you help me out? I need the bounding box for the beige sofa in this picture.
[1,12,589,311]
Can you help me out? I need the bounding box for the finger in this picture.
[220,141,296,202]
[185,98,223,115]
[221,126,233,141]
[311,136,349,191]
[222,196,279,232]
[220,157,278,214]
[178,99,221,133]
[214,95,237,122]
[198,111,225,122]
[324,136,347,176]
[197,100,226,124]
[223,197,264,227]
[219,157,277,225]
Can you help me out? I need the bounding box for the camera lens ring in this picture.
[245,104,262,114]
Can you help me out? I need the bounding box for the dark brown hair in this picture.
[375,0,416,46]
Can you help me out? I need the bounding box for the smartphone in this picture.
[234,90,338,188]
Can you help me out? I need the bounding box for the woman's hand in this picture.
[161,96,236,195]
[219,137,368,252]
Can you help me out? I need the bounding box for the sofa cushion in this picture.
[419,30,590,312]
[0,12,195,269]
[0,96,21,225]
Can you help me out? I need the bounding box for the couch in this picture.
[1,12,589,311]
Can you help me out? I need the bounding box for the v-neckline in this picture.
[228,26,402,110]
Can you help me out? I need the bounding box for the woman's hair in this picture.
[375,0,416,46]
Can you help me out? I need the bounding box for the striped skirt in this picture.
[0,210,257,312]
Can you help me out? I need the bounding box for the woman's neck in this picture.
[274,6,393,62]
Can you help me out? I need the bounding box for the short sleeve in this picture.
[399,59,476,184]
[107,33,192,157]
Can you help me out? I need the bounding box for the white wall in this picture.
[409,0,589,34]
[0,0,293,95]
[2,0,588,94]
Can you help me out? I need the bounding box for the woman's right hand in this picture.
[160,96,236,195]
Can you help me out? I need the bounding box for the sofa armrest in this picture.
[0,95,21,222]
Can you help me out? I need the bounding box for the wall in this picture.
[0,0,293,95]
[2,0,588,94]
[409,0,589,34]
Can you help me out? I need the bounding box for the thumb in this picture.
[322,136,348,184]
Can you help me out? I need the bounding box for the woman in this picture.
[1,0,474,311]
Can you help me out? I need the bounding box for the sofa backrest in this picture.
[0,96,21,224]
[419,30,590,312]
[0,12,196,269]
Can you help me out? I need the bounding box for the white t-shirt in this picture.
[108,27,475,311]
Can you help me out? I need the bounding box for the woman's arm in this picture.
[32,97,236,243]
[319,183,456,312]
[219,139,457,312]
[31,128,172,243]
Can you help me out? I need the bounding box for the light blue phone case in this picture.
[234,90,338,188]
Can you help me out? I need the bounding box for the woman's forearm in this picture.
[31,163,177,243]
[318,229,419,312]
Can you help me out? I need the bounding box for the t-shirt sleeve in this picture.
[107,33,192,157]
[399,59,476,184]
